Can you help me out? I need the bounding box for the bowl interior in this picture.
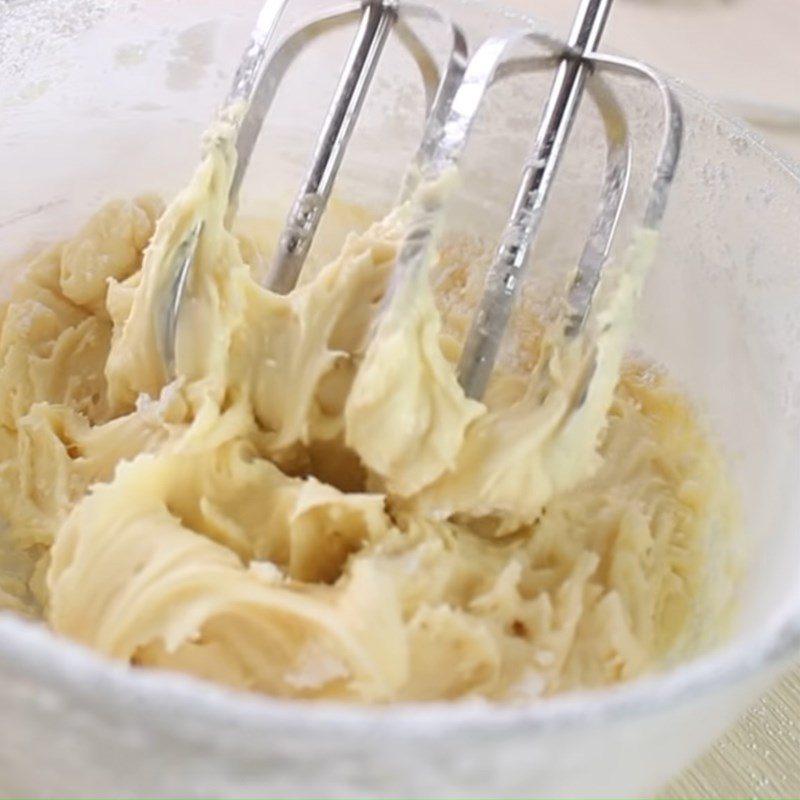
[2,0,800,689]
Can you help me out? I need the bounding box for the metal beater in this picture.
[158,0,682,402]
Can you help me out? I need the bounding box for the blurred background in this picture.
[507,0,800,164]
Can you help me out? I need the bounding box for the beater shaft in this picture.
[457,0,614,399]
[266,0,398,293]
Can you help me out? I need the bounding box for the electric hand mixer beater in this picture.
[157,0,682,410]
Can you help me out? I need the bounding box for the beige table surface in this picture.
[499,1,800,797]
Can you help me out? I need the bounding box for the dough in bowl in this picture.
[0,115,741,702]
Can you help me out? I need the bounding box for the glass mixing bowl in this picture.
[1,0,799,797]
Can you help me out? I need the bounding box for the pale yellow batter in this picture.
[0,116,740,702]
